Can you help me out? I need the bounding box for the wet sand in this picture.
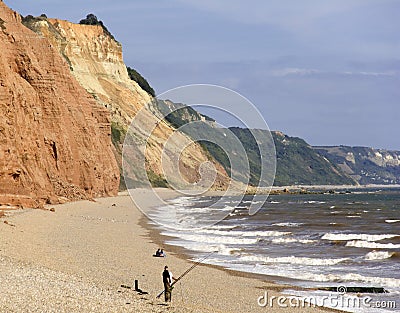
[0,188,342,312]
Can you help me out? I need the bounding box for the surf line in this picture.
[156,251,215,299]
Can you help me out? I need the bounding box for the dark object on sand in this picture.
[318,287,388,293]
[120,284,131,289]
[134,279,149,295]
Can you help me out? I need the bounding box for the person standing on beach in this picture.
[162,265,176,302]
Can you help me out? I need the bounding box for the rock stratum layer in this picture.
[0,2,119,208]
[25,16,230,190]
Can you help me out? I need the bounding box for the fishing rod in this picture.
[156,251,215,299]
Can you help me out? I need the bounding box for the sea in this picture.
[149,188,400,312]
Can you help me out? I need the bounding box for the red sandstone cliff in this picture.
[0,2,119,208]
[25,16,231,190]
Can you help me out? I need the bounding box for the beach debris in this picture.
[3,220,15,227]
[49,208,56,212]
[120,284,131,289]
[134,279,149,295]
[111,203,116,207]
[318,286,388,293]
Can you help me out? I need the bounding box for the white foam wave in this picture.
[322,233,399,242]
[196,229,291,237]
[174,242,241,255]
[208,225,237,230]
[305,201,326,204]
[346,240,400,249]
[249,265,400,287]
[334,273,400,288]
[271,238,317,244]
[239,255,348,266]
[385,219,400,223]
[271,222,304,227]
[202,258,400,290]
[162,232,258,245]
[364,250,394,260]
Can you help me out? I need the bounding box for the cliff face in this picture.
[26,17,230,189]
[315,146,400,184]
[0,2,119,208]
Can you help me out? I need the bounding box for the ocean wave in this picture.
[195,229,291,237]
[176,243,241,255]
[364,250,395,260]
[331,273,400,288]
[245,264,400,287]
[305,201,326,204]
[346,240,400,249]
[321,233,399,242]
[239,255,348,266]
[271,238,317,244]
[385,219,400,223]
[271,222,304,227]
[208,225,237,230]
[162,232,259,245]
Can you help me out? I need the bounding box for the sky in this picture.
[6,0,400,150]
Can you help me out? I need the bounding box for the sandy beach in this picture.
[0,189,342,313]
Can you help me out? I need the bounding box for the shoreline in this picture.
[138,189,343,313]
[0,188,345,312]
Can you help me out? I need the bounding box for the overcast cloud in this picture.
[6,0,400,149]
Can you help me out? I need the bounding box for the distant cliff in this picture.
[315,146,400,185]
[24,15,230,190]
[156,102,354,186]
[229,129,355,186]
[0,2,119,208]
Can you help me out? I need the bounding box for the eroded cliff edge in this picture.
[0,2,119,208]
[25,15,230,190]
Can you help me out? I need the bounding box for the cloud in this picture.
[174,0,382,31]
[270,68,398,77]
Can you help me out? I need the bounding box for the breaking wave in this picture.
[321,233,399,242]
[239,254,348,266]
[346,240,400,249]
[364,251,395,260]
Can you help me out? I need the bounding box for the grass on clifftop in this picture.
[126,66,155,97]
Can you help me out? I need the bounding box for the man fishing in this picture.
[157,252,215,301]
[162,266,176,302]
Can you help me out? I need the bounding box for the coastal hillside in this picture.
[23,14,230,190]
[315,146,400,184]
[230,128,355,186]
[0,2,119,208]
[156,102,354,186]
